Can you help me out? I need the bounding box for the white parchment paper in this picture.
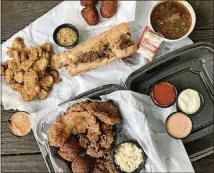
[1,1,193,113]
[31,90,194,172]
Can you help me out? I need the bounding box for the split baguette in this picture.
[51,23,137,76]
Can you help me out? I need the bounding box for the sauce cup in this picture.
[53,23,79,48]
[148,1,196,42]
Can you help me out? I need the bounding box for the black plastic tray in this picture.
[59,84,124,106]
[126,42,214,161]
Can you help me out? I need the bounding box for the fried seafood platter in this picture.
[1,37,60,102]
[48,101,121,173]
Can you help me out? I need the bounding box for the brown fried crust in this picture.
[81,6,99,26]
[86,102,121,125]
[100,0,118,18]
[58,138,81,161]
[72,156,95,173]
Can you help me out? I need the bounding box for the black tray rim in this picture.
[125,42,214,90]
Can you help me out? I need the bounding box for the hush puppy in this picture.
[100,0,118,18]
[80,0,98,7]
[81,6,99,25]
[72,156,95,173]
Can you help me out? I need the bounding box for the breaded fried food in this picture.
[6,60,18,72]
[67,102,88,113]
[50,54,61,69]
[2,38,60,102]
[87,122,100,142]
[40,75,54,89]
[11,83,23,92]
[6,48,20,65]
[81,6,99,25]
[28,47,38,61]
[20,84,40,102]
[79,135,90,149]
[23,70,38,85]
[58,138,81,161]
[80,0,97,7]
[5,69,14,84]
[49,111,97,146]
[100,123,113,133]
[99,130,114,148]
[12,37,25,49]
[72,156,95,173]
[104,160,119,173]
[33,58,49,71]
[14,71,24,84]
[86,102,121,125]
[91,159,107,173]
[0,65,5,76]
[66,111,97,135]
[46,67,60,84]
[41,43,52,53]
[49,116,71,147]
[20,60,33,71]
[37,89,49,100]
[87,141,105,158]
[100,0,118,18]
[20,50,28,62]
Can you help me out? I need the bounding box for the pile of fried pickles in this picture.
[1,37,60,102]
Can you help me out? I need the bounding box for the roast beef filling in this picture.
[75,33,134,64]
[118,33,135,50]
[76,45,111,64]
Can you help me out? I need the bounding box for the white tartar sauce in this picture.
[178,89,201,114]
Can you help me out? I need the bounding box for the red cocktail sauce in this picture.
[151,82,176,107]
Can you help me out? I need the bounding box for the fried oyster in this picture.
[1,37,60,102]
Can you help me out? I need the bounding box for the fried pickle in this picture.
[2,38,60,102]
[50,54,61,69]
[12,37,25,49]
[0,65,5,76]
[46,67,60,84]
[11,83,23,92]
[40,75,53,89]
[5,69,14,84]
[20,60,33,71]
[14,71,24,84]
[41,43,52,53]
[23,70,38,85]
[21,84,40,102]
[6,60,18,72]
[37,89,49,100]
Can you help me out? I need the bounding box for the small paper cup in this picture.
[112,140,146,173]
[177,88,205,115]
[148,1,196,42]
